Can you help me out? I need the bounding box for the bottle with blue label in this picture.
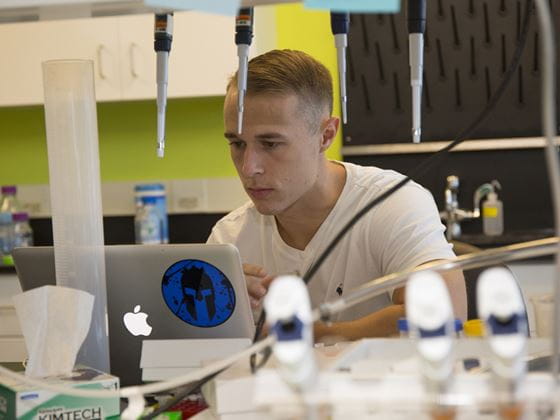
[135,196,163,244]
[134,184,169,244]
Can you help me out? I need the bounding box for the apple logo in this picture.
[123,305,152,336]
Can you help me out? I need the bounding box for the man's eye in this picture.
[228,141,244,149]
[262,142,279,149]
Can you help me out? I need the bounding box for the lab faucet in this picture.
[439,175,498,240]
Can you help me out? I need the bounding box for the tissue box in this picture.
[0,365,119,420]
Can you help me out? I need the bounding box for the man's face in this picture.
[224,92,325,216]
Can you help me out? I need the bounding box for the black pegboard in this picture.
[344,0,560,145]
[346,148,553,233]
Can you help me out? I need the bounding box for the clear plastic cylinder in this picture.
[42,60,110,372]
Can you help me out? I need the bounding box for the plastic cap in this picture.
[1,186,16,195]
[134,184,165,192]
[397,317,409,332]
[0,212,12,224]
[464,319,485,337]
[12,212,29,222]
[454,318,463,332]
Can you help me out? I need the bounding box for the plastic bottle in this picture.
[0,185,22,214]
[454,318,464,338]
[135,196,163,244]
[462,319,485,371]
[482,190,504,236]
[134,184,169,243]
[0,212,14,261]
[463,319,485,338]
[397,317,410,338]
[12,212,34,247]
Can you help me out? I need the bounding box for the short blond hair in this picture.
[227,49,333,130]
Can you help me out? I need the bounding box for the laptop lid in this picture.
[13,244,255,386]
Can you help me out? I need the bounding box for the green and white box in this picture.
[0,365,119,420]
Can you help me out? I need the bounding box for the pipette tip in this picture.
[413,129,421,144]
[342,101,348,125]
[157,143,165,158]
[237,110,243,134]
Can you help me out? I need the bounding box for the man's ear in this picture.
[319,117,340,153]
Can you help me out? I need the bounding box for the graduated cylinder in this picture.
[42,60,110,372]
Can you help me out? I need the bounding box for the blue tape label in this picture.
[304,0,401,13]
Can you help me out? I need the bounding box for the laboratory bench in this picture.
[0,215,557,362]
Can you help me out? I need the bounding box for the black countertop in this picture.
[1,226,556,276]
[457,229,556,248]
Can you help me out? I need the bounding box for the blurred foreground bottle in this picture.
[0,212,14,265]
[0,185,22,214]
[13,212,33,247]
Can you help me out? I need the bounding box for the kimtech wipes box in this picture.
[0,365,119,420]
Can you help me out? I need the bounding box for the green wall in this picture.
[0,5,340,185]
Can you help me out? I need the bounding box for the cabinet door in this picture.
[118,11,238,100]
[116,13,154,100]
[0,16,121,106]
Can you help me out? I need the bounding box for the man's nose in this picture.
[241,147,264,177]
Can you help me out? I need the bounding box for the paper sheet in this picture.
[13,285,94,378]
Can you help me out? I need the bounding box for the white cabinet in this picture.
[117,12,238,99]
[0,16,121,106]
[0,11,260,106]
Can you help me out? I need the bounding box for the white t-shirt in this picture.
[207,161,455,321]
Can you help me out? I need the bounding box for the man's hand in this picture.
[243,263,275,309]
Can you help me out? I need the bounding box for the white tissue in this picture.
[12,285,94,378]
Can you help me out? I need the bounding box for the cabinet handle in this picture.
[130,43,139,78]
[97,45,107,80]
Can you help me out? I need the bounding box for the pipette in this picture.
[154,12,173,158]
[235,7,254,134]
[330,12,349,125]
[407,0,426,143]
[265,275,317,391]
[478,267,527,413]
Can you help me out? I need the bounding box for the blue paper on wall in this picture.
[145,0,240,16]
[304,0,401,13]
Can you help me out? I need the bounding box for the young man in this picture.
[208,49,466,340]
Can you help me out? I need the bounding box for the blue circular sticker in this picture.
[161,259,236,328]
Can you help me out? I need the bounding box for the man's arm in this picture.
[393,263,467,320]
[314,263,466,341]
[314,303,405,341]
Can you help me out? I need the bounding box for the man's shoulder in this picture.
[342,161,427,195]
[208,201,263,244]
[214,201,260,227]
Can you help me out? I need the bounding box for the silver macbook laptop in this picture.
[13,244,255,386]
